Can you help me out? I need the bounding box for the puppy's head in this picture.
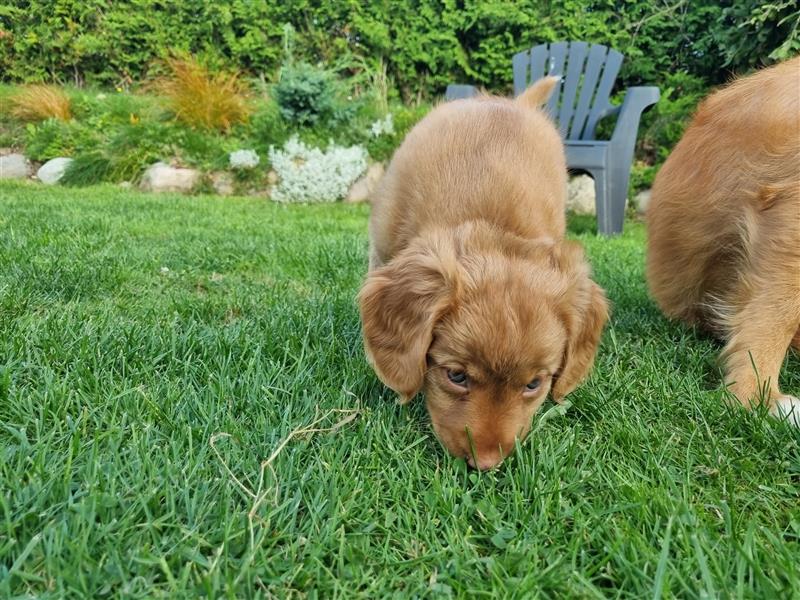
[359,227,608,469]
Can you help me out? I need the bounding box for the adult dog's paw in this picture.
[771,395,800,427]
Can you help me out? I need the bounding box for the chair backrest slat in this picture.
[512,51,529,95]
[557,41,589,137]
[583,49,623,139]
[544,42,568,115]
[568,44,608,139]
[513,41,625,140]
[528,44,549,84]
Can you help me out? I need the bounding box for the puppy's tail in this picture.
[516,76,560,109]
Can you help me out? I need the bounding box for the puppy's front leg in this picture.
[722,289,800,426]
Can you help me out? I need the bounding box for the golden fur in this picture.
[359,78,609,469]
[646,57,800,420]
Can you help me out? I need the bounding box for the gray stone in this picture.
[346,162,385,203]
[210,172,235,196]
[566,174,596,215]
[633,189,651,214]
[0,153,32,179]
[140,162,200,193]
[37,157,73,184]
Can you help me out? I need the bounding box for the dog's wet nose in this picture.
[466,448,505,470]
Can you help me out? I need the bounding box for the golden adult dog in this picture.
[359,78,609,469]
[646,57,800,424]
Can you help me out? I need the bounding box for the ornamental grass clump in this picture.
[156,56,250,132]
[10,85,72,122]
[268,136,367,203]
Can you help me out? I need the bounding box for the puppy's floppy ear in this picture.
[551,241,610,401]
[358,233,460,403]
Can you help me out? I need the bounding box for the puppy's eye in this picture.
[526,377,542,392]
[447,369,468,386]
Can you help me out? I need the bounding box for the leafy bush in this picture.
[155,56,250,131]
[268,136,367,203]
[70,91,158,127]
[10,85,72,121]
[273,63,338,126]
[365,104,429,162]
[248,102,290,151]
[628,161,658,195]
[714,1,800,68]
[3,1,797,102]
[58,120,174,186]
[24,118,96,161]
[4,1,796,181]
[636,71,709,164]
[103,122,174,180]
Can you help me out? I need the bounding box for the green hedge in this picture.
[2,1,798,99]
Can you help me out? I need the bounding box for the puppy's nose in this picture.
[466,448,505,470]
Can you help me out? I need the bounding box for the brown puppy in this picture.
[359,78,609,469]
[646,57,800,424]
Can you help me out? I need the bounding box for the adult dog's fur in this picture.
[646,57,800,423]
[359,78,609,469]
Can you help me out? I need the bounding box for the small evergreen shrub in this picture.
[273,63,337,126]
[268,136,367,203]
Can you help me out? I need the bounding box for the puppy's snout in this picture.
[466,446,510,471]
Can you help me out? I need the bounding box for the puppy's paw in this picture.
[771,395,800,427]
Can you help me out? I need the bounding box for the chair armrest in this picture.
[611,86,660,142]
[445,84,479,101]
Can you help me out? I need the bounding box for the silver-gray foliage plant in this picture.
[269,136,367,203]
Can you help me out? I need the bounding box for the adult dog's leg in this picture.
[723,293,800,418]
[722,199,800,424]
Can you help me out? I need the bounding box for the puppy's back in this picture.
[370,87,567,266]
[646,57,800,327]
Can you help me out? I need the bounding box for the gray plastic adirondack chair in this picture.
[445,41,660,235]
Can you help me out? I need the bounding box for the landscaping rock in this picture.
[566,174,596,215]
[140,162,200,193]
[633,189,651,215]
[0,153,32,180]
[210,172,235,196]
[346,162,385,203]
[37,157,73,184]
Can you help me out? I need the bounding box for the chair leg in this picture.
[590,169,614,236]
[606,154,631,236]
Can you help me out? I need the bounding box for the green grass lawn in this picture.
[1,181,798,598]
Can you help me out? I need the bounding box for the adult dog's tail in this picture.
[515,76,560,109]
